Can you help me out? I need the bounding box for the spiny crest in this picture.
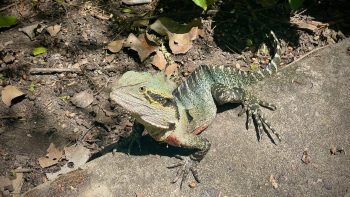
[115,71,177,92]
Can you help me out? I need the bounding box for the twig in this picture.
[29,67,81,74]
[0,2,17,12]
[14,168,33,173]
[282,44,330,70]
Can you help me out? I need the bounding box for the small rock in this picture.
[3,54,15,64]
[301,150,310,164]
[71,90,94,108]
[323,180,332,190]
[2,189,11,197]
[188,181,197,188]
[27,94,36,101]
[105,54,115,63]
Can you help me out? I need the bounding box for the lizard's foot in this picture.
[118,131,142,154]
[117,122,144,154]
[239,97,281,142]
[168,156,200,188]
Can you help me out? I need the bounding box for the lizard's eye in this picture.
[139,86,145,92]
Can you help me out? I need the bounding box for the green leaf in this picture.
[246,38,253,47]
[58,95,70,102]
[28,82,35,92]
[289,0,304,10]
[0,16,17,28]
[192,0,208,10]
[32,47,47,56]
[0,73,5,80]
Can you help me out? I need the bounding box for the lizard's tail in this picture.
[249,31,281,82]
[262,31,282,76]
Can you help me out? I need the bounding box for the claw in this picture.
[240,97,281,142]
[169,156,199,188]
[238,105,247,116]
[247,109,253,129]
[259,100,277,110]
[117,130,142,155]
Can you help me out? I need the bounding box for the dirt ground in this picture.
[0,0,349,195]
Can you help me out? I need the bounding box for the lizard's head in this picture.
[110,71,179,130]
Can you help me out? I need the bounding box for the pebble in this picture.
[3,54,15,64]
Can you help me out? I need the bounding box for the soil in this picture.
[0,0,348,194]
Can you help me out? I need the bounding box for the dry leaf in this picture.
[1,85,25,107]
[269,175,278,189]
[150,18,201,54]
[38,143,63,168]
[150,17,201,35]
[151,50,167,70]
[46,144,90,180]
[169,27,199,54]
[47,24,61,37]
[165,63,178,77]
[71,90,94,108]
[107,39,124,53]
[125,33,158,61]
[12,167,24,197]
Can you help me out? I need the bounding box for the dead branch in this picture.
[29,67,81,74]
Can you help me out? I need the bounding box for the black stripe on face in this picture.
[145,91,180,120]
[185,109,193,122]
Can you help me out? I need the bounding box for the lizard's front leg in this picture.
[118,122,144,154]
[165,132,211,188]
[212,84,281,142]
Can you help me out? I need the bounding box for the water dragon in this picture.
[110,31,282,187]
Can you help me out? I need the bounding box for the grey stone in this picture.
[24,39,350,197]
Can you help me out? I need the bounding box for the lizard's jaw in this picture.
[110,90,146,115]
[110,89,178,130]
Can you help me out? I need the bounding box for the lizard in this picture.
[110,31,282,187]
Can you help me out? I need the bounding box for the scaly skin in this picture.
[110,31,282,187]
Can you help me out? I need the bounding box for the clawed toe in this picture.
[168,157,199,188]
[240,101,281,142]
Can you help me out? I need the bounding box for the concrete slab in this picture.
[24,38,350,197]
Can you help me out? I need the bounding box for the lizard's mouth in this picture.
[110,88,152,116]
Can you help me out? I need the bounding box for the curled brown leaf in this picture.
[125,33,159,61]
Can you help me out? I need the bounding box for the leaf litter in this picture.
[1,85,25,107]
[46,144,90,180]
[150,17,202,54]
[107,39,124,53]
[46,24,61,37]
[124,33,159,61]
[38,143,63,168]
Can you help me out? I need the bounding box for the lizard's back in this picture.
[172,32,281,133]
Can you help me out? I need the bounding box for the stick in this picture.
[14,168,33,173]
[282,44,330,70]
[0,3,17,12]
[29,67,81,74]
